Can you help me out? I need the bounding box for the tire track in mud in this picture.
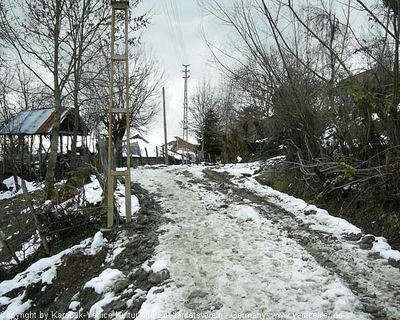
[200,169,400,320]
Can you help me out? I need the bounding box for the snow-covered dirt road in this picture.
[134,164,400,320]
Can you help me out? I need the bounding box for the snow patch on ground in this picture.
[0,297,31,320]
[227,204,263,224]
[115,181,140,218]
[372,237,400,261]
[83,175,103,205]
[150,258,171,274]
[136,287,164,320]
[90,231,107,255]
[216,161,400,261]
[88,292,119,319]
[213,162,263,177]
[217,163,361,235]
[105,230,131,264]
[84,268,124,294]
[0,239,91,319]
[11,233,41,264]
[77,174,141,218]
[0,176,42,200]
[68,301,81,311]
[259,186,362,236]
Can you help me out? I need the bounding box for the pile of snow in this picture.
[372,236,400,261]
[227,203,263,224]
[84,265,126,319]
[82,175,103,205]
[84,268,124,294]
[88,292,119,319]
[214,161,361,236]
[90,231,107,255]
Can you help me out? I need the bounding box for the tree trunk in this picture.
[45,0,62,199]
[29,136,34,178]
[70,104,80,169]
[201,126,205,152]
[70,19,84,170]
[114,134,124,167]
[392,8,400,147]
[21,179,51,256]
[98,138,108,174]
[111,113,127,168]
[45,98,61,198]
[9,137,20,192]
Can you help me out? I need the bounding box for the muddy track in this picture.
[199,169,400,320]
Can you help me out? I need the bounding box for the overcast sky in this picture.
[136,0,224,145]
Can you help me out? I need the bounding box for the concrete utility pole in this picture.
[107,0,131,228]
[182,64,190,164]
[163,87,169,165]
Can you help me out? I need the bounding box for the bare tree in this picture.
[0,66,14,126]
[82,46,164,167]
[189,80,221,152]
[2,65,53,117]
[65,0,109,170]
[0,0,75,198]
[357,0,400,146]
[0,0,150,187]
[64,0,148,169]
[0,64,23,189]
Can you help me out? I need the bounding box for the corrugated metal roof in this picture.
[0,108,70,135]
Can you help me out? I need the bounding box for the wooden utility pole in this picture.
[182,64,190,164]
[108,0,131,228]
[163,87,169,165]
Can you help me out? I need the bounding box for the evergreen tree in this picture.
[197,109,222,162]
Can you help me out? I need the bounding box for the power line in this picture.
[162,0,184,63]
[162,0,181,61]
[170,0,187,62]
